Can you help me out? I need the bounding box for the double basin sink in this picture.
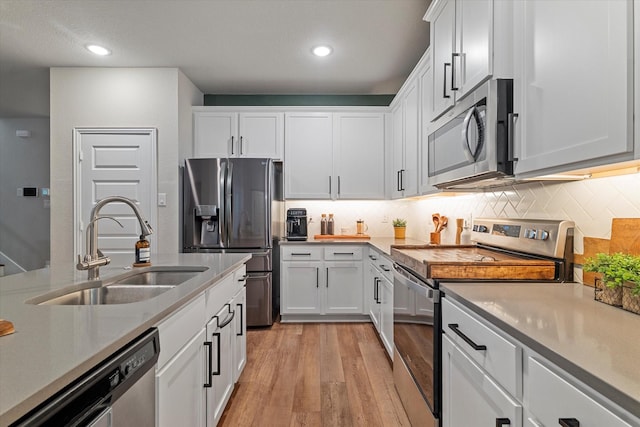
[27,266,208,306]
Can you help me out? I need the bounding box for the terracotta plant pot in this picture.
[394,226,406,239]
[622,283,640,315]
[594,278,623,307]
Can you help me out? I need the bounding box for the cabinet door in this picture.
[367,263,381,331]
[193,112,237,158]
[429,0,456,119]
[238,112,283,159]
[402,79,420,197]
[206,307,235,427]
[454,0,492,97]
[442,334,522,427]
[284,113,334,199]
[391,104,404,199]
[232,286,247,383]
[526,357,633,427]
[281,261,322,314]
[513,0,632,176]
[379,275,394,358]
[333,113,386,199]
[325,261,364,314]
[156,329,206,427]
[419,52,437,195]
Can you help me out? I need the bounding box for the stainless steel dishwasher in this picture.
[12,328,159,427]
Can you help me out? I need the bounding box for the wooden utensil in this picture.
[0,319,15,337]
[455,218,464,244]
[432,213,440,231]
[438,216,448,233]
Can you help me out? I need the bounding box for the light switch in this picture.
[158,193,167,207]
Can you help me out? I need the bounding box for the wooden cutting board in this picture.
[610,218,640,255]
[0,319,15,337]
[575,237,610,287]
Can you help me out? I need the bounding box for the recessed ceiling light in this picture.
[86,44,111,56]
[312,45,333,57]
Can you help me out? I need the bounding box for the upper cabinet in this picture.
[426,0,495,120]
[512,0,634,177]
[391,78,420,199]
[285,111,387,200]
[193,109,284,159]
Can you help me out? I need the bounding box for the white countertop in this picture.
[0,252,250,425]
[441,281,640,417]
[280,236,429,257]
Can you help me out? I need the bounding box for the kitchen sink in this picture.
[27,267,208,306]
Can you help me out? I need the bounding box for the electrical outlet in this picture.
[382,215,389,223]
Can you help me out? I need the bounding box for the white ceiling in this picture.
[0,0,431,118]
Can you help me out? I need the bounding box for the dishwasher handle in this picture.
[393,263,439,303]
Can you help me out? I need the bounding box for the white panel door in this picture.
[455,0,492,97]
[333,113,385,199]
[391,104,404,199]
[284,113,334,199]
[430,0,456,119]
[281,262,322,314]
[402,80,420,197]
[193,112,237,158]
[325,262,363,314]
[76,129,156,257]
[238,112,283,159]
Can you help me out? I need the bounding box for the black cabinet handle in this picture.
[216,304,236,328]
[338,176,341,195]
[291,252,312,256]
[373,277,379,303]
[397,170,401,192]
[329,176,332,195]
[443,63,451,98]
[316,267,319,288]
[559,419,579,427]
[326,267,329,288]
[204,341,213,387]
[236,303,244,336]
[240,136,244,155]
[400,169,405,191]
[451,52,460,91]
[334,252,354,255]
[448,323,487,351]
[376,278,381,304]
[231,136,235,155]
[369,254,378,261]
[496,418,510,426]
[212,332,221,375]
[380,265,390,272]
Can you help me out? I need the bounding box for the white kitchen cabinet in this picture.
[419,49,438,195]
[193,110,283,159]
[206,304,235,427]
[367,248,393,358]
[442,334,523,427]
[512,0,633,177]
[285,111,386,200]
[333,113,386,199]
[378,273,394,357]
[425,0,507,121]
[366,262,381,332]
[232,285,247,383]
[157,329,206,427]
[281,245,365,318]
[391,78,420,199]
[525,357,634,427]
[284,112,333,199]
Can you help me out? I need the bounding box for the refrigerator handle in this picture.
[225,161,233,247]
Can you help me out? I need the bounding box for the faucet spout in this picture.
[78,196,154,280]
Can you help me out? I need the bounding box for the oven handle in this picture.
[392,263,438,303]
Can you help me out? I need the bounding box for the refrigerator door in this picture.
[246,272,273,326]
[226,158,272,249]
[183,158,226,250]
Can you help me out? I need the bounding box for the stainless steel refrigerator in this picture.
[183,158,282,326]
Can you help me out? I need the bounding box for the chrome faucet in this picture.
[77,196,153,280]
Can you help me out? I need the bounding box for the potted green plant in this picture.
[584,252,640,310]
[393,218,407,239]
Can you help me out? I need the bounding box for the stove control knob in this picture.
[537,229,550,240]
[473,225,488,233]
[524,228,536,239]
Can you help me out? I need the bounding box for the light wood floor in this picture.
[219,322,411,427]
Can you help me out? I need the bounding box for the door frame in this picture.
[72,127,158,257]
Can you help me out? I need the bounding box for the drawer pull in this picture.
[448,323,487,351]
[333,252,354,255]
[291,252,312,256]
[496,418,510,426]
[559,419,579,427]
[380,265,390,272]
[204,341,213,387]
[369,255,378,260]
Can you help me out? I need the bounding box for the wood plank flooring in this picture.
[219,322,411,427]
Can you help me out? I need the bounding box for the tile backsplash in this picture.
[286,172,640,258]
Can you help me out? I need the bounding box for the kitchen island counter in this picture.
[0,252,250,425]
[442,281,640,419]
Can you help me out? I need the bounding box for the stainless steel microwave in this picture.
[427,79,516,190]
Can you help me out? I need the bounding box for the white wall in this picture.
[0,118,50,272]
[50,67,200,265]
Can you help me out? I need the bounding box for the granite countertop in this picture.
[0,252,250,425]
[280,236,429,257]
[442,281,640,417]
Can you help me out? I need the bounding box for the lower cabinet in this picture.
[281,245,364,317]
[442,334,522,427]
[366,248,393,358]
[378,273,394,357]
[156,264,247,427]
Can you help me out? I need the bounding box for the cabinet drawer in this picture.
[281,246,323,261]
[527,357,633,427]
[324,246,363,260]
[206,273,236,320]
[156,294,206,369]
[442,298,521,398]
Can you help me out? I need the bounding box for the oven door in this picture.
[393,263,441,426]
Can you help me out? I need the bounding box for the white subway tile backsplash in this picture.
[285,173,640,252]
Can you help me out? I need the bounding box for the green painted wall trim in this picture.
[203,94,395,107]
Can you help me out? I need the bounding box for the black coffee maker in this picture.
[286,208,308,241]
